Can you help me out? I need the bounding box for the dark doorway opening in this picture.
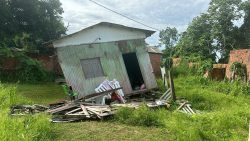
[122,53,145,90]
[211,68,226,81]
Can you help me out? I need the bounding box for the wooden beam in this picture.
[248,122,250,141]
[80,105,90,118]
[168,70,176,101]
[80,87,122,100]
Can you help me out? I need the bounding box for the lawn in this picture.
[4,76,250,141]
[15,83,66,104]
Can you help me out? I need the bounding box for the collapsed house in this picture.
[52,22,158,100]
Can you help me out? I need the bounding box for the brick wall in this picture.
[1,54,63,76]
[1,58,20,70]
[28,54,63,76]
[225,49,250,79]
[149,53,162,78]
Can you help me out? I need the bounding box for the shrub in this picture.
[171,61,191,77]
[230,62,246,78]
[197,59,213,75]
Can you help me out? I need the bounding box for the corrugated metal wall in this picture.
[57,39,157,97]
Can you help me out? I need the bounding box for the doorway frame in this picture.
[122,52,146,91]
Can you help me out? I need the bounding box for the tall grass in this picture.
[0,83,54,141]
[115,76,250,141]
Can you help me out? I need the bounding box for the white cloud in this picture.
[60,0,210,46]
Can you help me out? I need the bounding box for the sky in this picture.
[60,0,211,46]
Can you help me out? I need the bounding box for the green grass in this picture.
[3,77,250,141]
[15,83,66,104]
[0,84,54,141]
[54,121,172,141]
[171,76,250,140]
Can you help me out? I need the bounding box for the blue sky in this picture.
[60,0,210,46]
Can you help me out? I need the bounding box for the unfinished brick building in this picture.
[225,49,250,80]
[147,46,163,78]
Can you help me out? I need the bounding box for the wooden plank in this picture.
[160,88,171,100]
[186,105,195,114]
[66,113,85,116]
[65,108,81,115]
[168,70,176,101]
[48,104,78,114]
[182,108,188,113]
[177,102,187,110]
[162,93,171,101]
[86,107,111,112]
[80,105,90,118]
[85,108,102,119]
[248,122,250,141]
[184,107,192,114]
[81,87,122,100]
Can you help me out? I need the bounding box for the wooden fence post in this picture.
[168,70,176,101]
[248,122,250,141]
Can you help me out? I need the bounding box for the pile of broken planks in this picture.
[177,100,196,115]
[10,104,49,115]
[48,101,116,122]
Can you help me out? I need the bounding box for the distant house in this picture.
[52,22,157,97]
[147,46,163,77]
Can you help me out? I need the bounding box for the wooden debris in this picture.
[112,103,140,109]
[80,105,90,118]
[248,122,250,141]
[159,88,172,101]
[177,102,196,115]
[112,101,170,109]
[10,104,49,115]
[48,101,116,122]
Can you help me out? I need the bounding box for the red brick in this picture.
[225,49,250,79]
[149,53,162,78]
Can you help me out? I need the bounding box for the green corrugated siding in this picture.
[57,39,157,97]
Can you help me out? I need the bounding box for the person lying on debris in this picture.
[62,85,78,101]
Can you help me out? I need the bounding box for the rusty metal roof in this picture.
[147,46,163,54]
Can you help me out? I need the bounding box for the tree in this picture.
[0,0,66,53]
[175,13,215,60]
[159,27,179,58]
[171,0,249,62]
[159,27,179,48]
[238,0,250,48]
[208,0,243,62]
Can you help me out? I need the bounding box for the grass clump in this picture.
[115,105,166,127]
[0,83,54,141]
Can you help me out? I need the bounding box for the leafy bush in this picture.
[171,60,192,77]
[170,56,213,78]
[0,83,54,141]
[197,59,213,75]
[230,62,247,80]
